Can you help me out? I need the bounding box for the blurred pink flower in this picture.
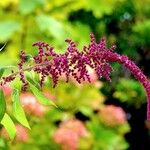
[15,124,29,142]
[53,119,88,150]
[1,124,29,142]
[44,91,56,101]
[60,119,88,137]
[20,92,45,117]
[54,128,78,150]
[0,84,12,96]
[99,105,127,127]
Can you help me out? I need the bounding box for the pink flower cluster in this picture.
[20,92,46,117]
[99,105,127,127]
[53,119,88,150]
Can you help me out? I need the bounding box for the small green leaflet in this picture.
[0,90,6,122]
[29,81,57,108]
[0,43,6,52]
[0,65,16,79]
[0,68,5,79]
[12,89,30,129]
[26,73,40,89]
[1,113,16,140]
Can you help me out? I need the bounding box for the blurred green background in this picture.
[0,0,150,149]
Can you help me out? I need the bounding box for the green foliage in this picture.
[0,68,5,79]
[0,79,129,149]
[0,90,6,122]
[29,81,57,108]
[36,14,66,42]
[18,0,46,15]
[0,66,16,79]
[12,89,30,129]
[0,0,149,149]
[49,81,103,114]
[87,117,130,150]
[0,21,20,42]
[113,78,146,107]
[1,113,16,140]
[86,0,125,18]
[132,20,150,46]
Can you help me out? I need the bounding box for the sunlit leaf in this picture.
[19,0,46,15]
[86,0,123,18]
[1,113,16,140]
[0,21,20,42]
[36,14,66,41]
[0,138,5,147]
[29,81,57,108]
[26,73,40,89]
[0,90,6,122]
[12,89,30,129]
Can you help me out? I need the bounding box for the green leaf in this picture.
[36,14,65,41]
[0,90,6,122]
[0,21,20,42]
[12,89,30,129]
[0,68,5,79]
[19,0,46,15]
[29,81,57,108]
[0,138,5,148]
[26,73,40,89]
[1,113,16,140]
[86,0,120,18]
[0,65,16,79]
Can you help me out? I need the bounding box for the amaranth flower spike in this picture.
[1,33,150,120]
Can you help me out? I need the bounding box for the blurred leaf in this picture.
[0,90,6,122]
[87,119,129,149]
[86,0,124,18]
[1,113,16,140]
[115,123,130,134]
[36,14,66,41]
[29,81,57,108]
[66,22,90,49]
[12,89,30,129]
[113,78,146,107]
[79,106,93,117]
[132,20,150,45]
[0,138,5,148]
[0,21,20,42]
[19,0,45,15]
